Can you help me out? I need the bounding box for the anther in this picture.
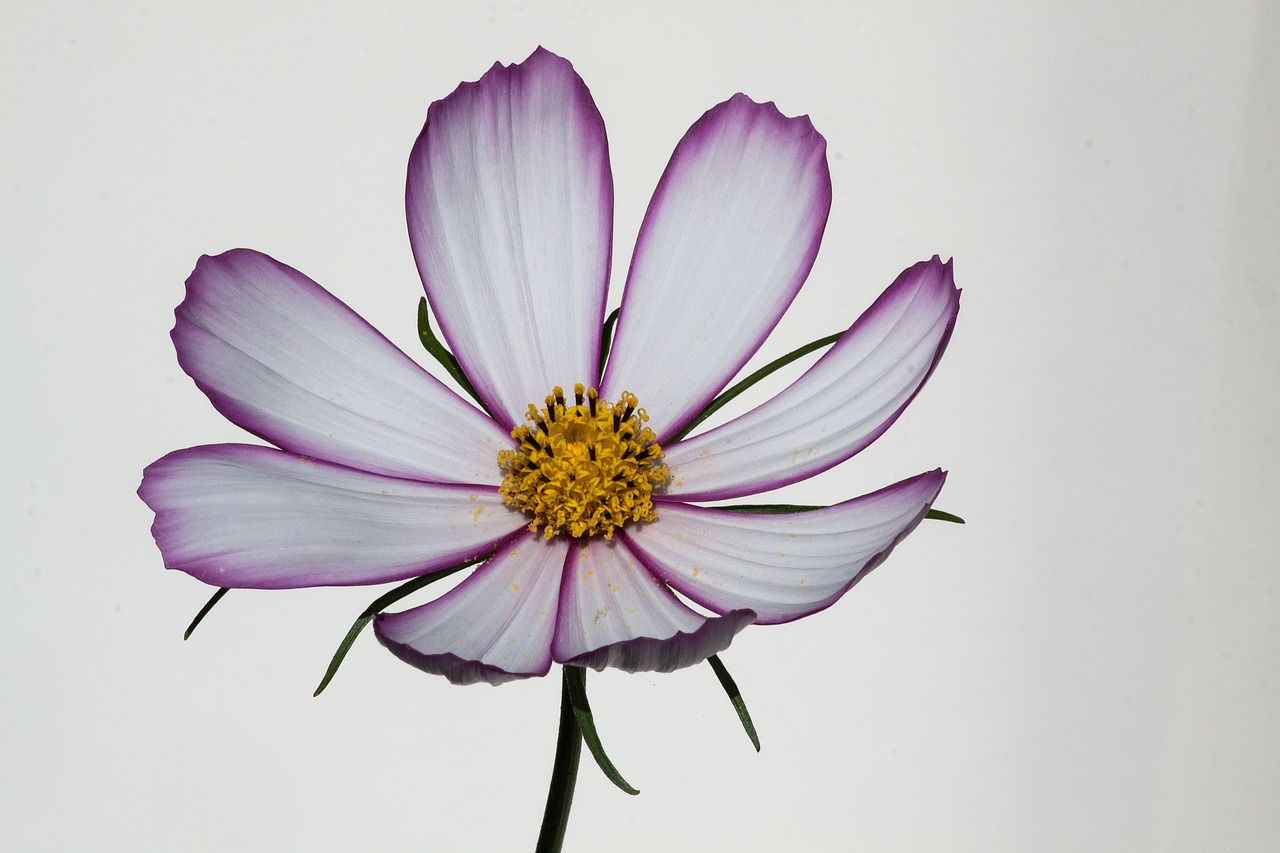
[498,386,667,540]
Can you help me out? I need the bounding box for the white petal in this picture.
[139,445,524,588]
[406,48,612,427]
[629,471,945,624]
[552,537,755,672]
[602,94,831,439]
[175,249,511,485]
[374,535,567,685]
[664,258,959,499]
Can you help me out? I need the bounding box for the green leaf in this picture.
[719,503,821,514]
[183,587,229,640]
[312,615,375,697]
[563,665,639,795]
[313,554,488,696]
[417,297,488,412]
[925,508,965,524]
[719,503,965,525]
[670,330,843,442]
[707,654,760,752]
[597,307,621,380]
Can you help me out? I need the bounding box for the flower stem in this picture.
[536,667,583,853]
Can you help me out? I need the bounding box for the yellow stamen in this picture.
[498,386,668,539]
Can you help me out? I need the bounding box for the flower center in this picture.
[498,384,668,540]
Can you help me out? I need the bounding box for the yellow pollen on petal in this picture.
[498,386,669,539]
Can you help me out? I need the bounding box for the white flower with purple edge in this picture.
[139,48,959,688]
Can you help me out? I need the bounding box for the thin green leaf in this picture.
[719,503,821,514]
[312,615,376,697]
[183,587,229,640]
[707,654,760,752]
[313,554,487,696]
[417,297,488,412]
[563,665,639,795]
[719,503,966,524]
[597,307,621,381]
[670,330,842,442]
[925,508,965,524]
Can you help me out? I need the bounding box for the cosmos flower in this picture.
[139,48,959,687]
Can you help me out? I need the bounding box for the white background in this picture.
[3,1,1277,850]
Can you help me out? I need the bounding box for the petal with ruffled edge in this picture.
[627,471,945,625]
[139,444,524,589]
[406,48,611,428]
[374,534,567,686]
[552,536,756,672]
[601,94,831,440]
[174,249,511,485]
[663,258,959,500]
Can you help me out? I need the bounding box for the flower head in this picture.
[139,48,959,686]
[498,385,668,540]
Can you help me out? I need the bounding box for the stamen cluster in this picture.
[498,384,668,539]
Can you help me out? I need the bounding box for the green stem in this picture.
[536,668,583,853]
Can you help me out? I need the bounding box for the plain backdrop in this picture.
[3,1,1277,850]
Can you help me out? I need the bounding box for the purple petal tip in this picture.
[558,609,757,674]
[373,615,547,686]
